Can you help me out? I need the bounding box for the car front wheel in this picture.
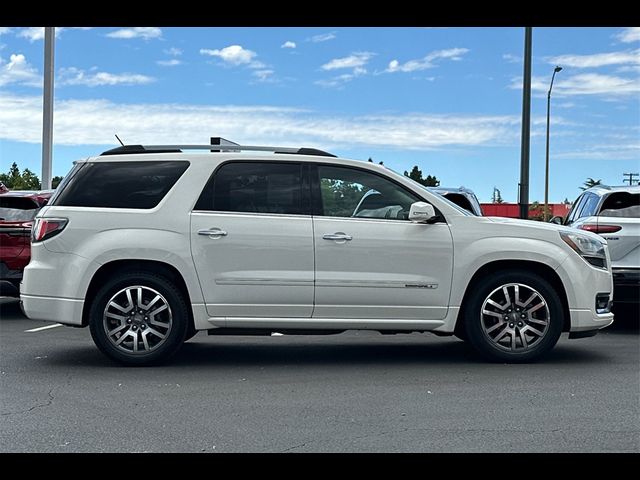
[463,270,564,362]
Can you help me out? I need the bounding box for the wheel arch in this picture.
[454,259,571,337]
[81,259,194,331]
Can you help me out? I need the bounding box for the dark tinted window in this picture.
[318,165,420,220]
[0,197,39,221]
[52,161,189,209]
[442,193,474,214]
[195,162,304,215]
[599,192,640,218]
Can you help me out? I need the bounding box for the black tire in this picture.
[463,269,564,363]
[89,271,189,366]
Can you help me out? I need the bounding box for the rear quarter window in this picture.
[598,192,640,218]
[52,161,189,209]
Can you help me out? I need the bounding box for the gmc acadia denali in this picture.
[21,141,614,365]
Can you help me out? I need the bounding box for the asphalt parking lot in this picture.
[1,299,638,453]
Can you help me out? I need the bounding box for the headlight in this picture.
[559,231,607,269]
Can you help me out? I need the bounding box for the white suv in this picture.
[561,185,639,307]
[21,142,614,365]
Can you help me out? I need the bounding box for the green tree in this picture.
[52,176,64,188]
[528,201,551,222]
[580,177,602,191]
[403,165,440,187]
[0,162,42,190]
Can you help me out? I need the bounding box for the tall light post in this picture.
[41,27,55,190]
[543,65,562,222]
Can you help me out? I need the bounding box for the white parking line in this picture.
[25,323,63,333]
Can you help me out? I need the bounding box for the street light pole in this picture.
[518,27,533,220]
[544,65,562,222]
[41,27,55,190]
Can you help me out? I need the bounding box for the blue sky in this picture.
[0,26,638,202]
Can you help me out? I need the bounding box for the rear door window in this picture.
[566,194,586,224]
[52,161,189,209]
[578,193,600,219]
[598,192,640,218]
[194,162,305,215]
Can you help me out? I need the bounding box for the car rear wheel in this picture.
[89,271,189,366]
[463,270,564,362]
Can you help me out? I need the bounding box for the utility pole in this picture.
[41,27,55,190]
[518,27,533,220]
[623,172,639,185]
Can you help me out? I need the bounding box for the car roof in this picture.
[428,186,477,195]
[84,151,384,170]
[584,185,640,196]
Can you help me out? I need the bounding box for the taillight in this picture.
[578,224,622,234]
[32,218,68,243]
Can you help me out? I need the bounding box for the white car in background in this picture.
[21,141,614,365]
[560,185,639,307]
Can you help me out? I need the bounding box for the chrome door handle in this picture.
[198,228,228,237]
[323,233,352,241]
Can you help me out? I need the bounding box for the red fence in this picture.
[481,203,570,219]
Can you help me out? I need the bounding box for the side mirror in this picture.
[408,202,437,223]
[549,216,563,225]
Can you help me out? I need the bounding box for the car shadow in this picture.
[44,333,612,369]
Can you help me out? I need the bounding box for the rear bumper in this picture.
[612,268,640,304]
[20,294,84,326]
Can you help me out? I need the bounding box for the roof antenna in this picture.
[115,134,125,146]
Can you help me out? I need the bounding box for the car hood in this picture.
[485,216,607,244]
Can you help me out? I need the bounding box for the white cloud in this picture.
[502,53,521,63]
[0,93,524,151]
[555,143,639,161]
[615,27,640,43]
[548,49,640,68]
[386,48,469,73]
[252,69,275,82]
[0,28,12,36]
[322,52,374,70]
[106,27,162,40]
[281,41,296,49]
[164,47,182,56]
[58,67,156,87]
[156,59,182,67]
[17,27,60,42]
[15,27,91,42]
[521,73,640,97]
[200,45,260,66]
[309,32,336,43]
[0,53,41,87]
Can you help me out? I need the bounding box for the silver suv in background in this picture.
[428,187,483,216]
[561,185,639,306]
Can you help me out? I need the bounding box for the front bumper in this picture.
[556,250,615,335]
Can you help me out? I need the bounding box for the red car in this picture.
[0,189,54,296]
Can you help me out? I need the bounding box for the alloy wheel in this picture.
[102,285,173,354]
[480,283,550,352]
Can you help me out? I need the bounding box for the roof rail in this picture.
[100,144,337,158]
